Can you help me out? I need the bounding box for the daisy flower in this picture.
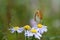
[23,25,31,30]
[9,25,31,33]
[30,19,47,34]
[23,25,31,36]
[36,24,47,34]
[20,25,31,32]
[25,28,42,39]
[30,19,37,28]
[9,26,24,33]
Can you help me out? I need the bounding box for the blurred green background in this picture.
[0,0,60,40]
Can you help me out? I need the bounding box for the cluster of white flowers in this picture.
[9,19,47,40]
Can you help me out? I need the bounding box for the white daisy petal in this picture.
[11,30,15,33]
[25,31,33,37]
[40,29,44,34]
[25,31,29,36]
[44,28,47,32]
[36,33,42,37]
[42,26,47,32]
[37,25,47,34]
[10,28,15,33]
[35,34,40,39]
[28,33,33,36]
[17,27,24,33]
[36,28,43,34]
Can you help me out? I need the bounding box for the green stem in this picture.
[15,31,18,40]
[31,35,36,40]
[25,36,29,40]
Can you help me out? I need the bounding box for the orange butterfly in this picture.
[34,10,43,21]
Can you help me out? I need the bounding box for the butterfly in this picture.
[34,10,43,21]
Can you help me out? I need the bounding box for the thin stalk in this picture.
[25,36,29,40]
[31,35,36,40]
[15,31,18,40]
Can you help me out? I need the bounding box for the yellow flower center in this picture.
[31,29,37,33]
[14,26,19,30]
[24,25,31,30]
[37,24,42,28]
